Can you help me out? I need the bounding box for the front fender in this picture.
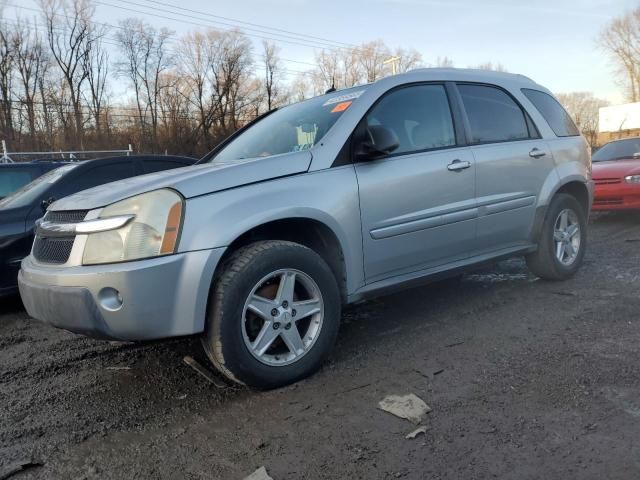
[178,166,365,294]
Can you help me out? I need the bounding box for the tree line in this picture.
[0,0,635,158]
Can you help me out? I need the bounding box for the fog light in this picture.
[98,287,124,311]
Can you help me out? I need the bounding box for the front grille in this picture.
[33,236,75,264]
[594,178,622,185]
[44,210,88,224]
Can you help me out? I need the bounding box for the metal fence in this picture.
[0,140,133,164]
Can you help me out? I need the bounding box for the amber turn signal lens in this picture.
[160,201,182,254]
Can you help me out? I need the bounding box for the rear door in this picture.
[456,83,554,253]
[355,83,477,283]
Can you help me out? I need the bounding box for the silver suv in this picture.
[19,69,593,389]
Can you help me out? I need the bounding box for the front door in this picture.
[355,84,477,283]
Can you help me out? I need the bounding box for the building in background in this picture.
[599,103,640,144]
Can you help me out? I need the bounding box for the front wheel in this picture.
[526,193,587,280]
[202,241,341,389]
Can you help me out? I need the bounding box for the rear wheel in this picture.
[202,241,341,389]
[526,193,587,280]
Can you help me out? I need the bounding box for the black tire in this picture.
[526,193,587,280]
[202,240,341,389]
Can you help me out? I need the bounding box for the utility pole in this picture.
[383,56,401,75]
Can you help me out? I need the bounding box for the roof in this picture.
[402,67,540,88]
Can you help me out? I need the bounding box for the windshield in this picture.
[593,138,640,162]
[207,86,368,164]
[0,164,76,210]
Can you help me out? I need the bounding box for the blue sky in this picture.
[11,0,639,103]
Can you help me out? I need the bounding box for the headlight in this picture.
[82,189,183,265]
[625,175,640,184]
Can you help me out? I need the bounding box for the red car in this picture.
[592,137,640,211]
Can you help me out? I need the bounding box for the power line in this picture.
[93,0,338,51]
[3,8,317,74]
[132,0,358,49]
[104,0,353,50]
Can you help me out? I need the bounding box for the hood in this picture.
[592,159,640,179]
[51,151,312,211]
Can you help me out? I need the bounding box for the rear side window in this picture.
[0,169,34,197]
[458,84,530,144]
[522,89,580,137]
[366,84,456,156]
[65,162,136,195]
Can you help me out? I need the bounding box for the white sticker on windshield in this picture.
[323,90,365,106]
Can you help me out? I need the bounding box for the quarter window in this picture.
[365,84,456,156]
[522,88,580,137]
[458,84,530,143]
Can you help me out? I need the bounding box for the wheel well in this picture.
[216,218,347,303]
[556,181,589,214]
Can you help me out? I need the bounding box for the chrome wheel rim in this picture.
[554,208,581,266]
[242,269,324,366]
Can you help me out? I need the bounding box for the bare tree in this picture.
[358,40,389,83]
[41,0,95,149]
[84,33,108,142]
[313,49,340,93]
[433,56,454,68]
[115,18,173,151]
[179,31,214,148]
[262,40,282,111]
[206,28,254,135]
[556,92,609,148]
[598,7,640,103]
[0,11,15,142]
[392,47,423,73]
[14,19,48,145]
[471,61,508,72]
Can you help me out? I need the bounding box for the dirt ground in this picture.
[2,212,640,480]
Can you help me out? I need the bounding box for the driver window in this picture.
[366,84,455,156]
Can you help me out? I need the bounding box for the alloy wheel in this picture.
[242,269,324,366]
[553,208,581,266]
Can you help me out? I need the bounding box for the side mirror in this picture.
[355,125,400,160]
[633,152,640,159]
[40,196,56,213]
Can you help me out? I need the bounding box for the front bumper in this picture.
[18,248,225,340]
[593,182,640,211]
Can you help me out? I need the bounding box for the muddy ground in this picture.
[2,212,640,479]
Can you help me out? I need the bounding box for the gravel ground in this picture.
[2,212,640,479]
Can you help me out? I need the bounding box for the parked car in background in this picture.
[0,155,195,297]
[0,161,69,200]
[592,137,640,211]
[18,69,592,389]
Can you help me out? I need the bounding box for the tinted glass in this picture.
[458,84,529,143]
[522,89,580,137]
[366,84,455,155]
[0,165,77,210]
[143,160,190,174]
[592,138,640,162]
[0,169,34,197]
[210,86,368,164]
[68,162,136,194]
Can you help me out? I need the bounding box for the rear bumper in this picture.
[18,248,225,340]
[593,182,640,211]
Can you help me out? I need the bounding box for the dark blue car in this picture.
[0,155,196,297]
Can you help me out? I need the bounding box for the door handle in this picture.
[447,159,471,172]
[529,148,546,159]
